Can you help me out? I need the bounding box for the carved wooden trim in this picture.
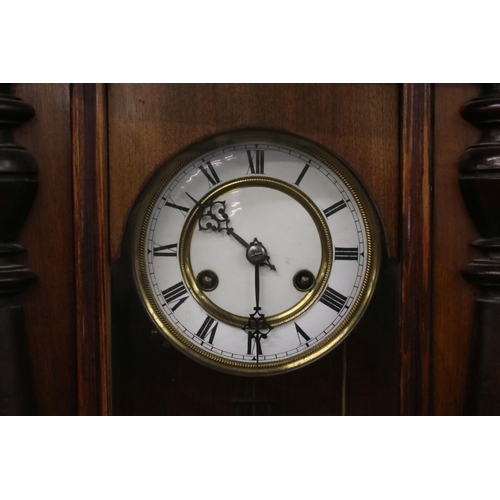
[0,83,37,415]
[71,84,111,415]
[399,83,433,415]
[460,84,500,415]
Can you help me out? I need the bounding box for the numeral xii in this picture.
[247,150,264,174]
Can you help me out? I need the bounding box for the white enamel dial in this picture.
[136,133,380,375]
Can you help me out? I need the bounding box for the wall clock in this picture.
[125,130,382,376]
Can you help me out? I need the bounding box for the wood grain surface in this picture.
[108,84,400,262]
[14,84,78,415]
[72,84,111,416]
[13,83,480,415]
[109,84,401,415]
[399,84,433,415]
[433,84,479,415]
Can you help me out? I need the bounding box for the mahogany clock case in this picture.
[8,83,484,415]
[112,128,391,414]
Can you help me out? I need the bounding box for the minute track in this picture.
[138,133,377,375]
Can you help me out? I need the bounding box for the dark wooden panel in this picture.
[111,259,344,415]
[433,84,479,415]
[108,84,400,415]
[0,84,37,415]
[345,257,400,415]
[108,84,400,262]
[14,84,78,415]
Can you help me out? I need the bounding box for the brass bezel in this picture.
[131,130,382,376]
[179,177,332,329]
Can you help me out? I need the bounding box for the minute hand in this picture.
[225,227,250,249]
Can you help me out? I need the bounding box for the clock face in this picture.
[132,131,381,375]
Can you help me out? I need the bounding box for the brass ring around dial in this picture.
[178,176,333,328]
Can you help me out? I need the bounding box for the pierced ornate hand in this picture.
[190,195,277,363]
[196,197,276,271]
[242,261,274,364]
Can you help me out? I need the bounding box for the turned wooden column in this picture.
[460,84,500,415]
[0,84,37,415]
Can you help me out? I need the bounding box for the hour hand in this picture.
[197,200,250,249]
[197,198,231,233]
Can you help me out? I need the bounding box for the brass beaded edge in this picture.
[178,176,332,329]
[134,131,381,376]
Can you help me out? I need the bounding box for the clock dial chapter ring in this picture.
[131,130,382,376]
[178,177,333,329]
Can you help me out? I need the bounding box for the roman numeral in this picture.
[196,316,218,344]
[162,281,188,311]
[164,200,189,213]
[324,199,347,218]
[334,246,359,261]
[319,286,348,312]
[198,161,220,186]
[247,334,263,357]
[295,163,310,186]
[247,150,265,174]
[294,323,310,345]
[153,243,177,257]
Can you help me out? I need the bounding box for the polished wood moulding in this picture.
[10,83,490,415]
[71,84,112,416]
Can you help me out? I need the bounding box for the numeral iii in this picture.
[334,247,358,261]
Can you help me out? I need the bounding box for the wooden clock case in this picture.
[2,83,498,415]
